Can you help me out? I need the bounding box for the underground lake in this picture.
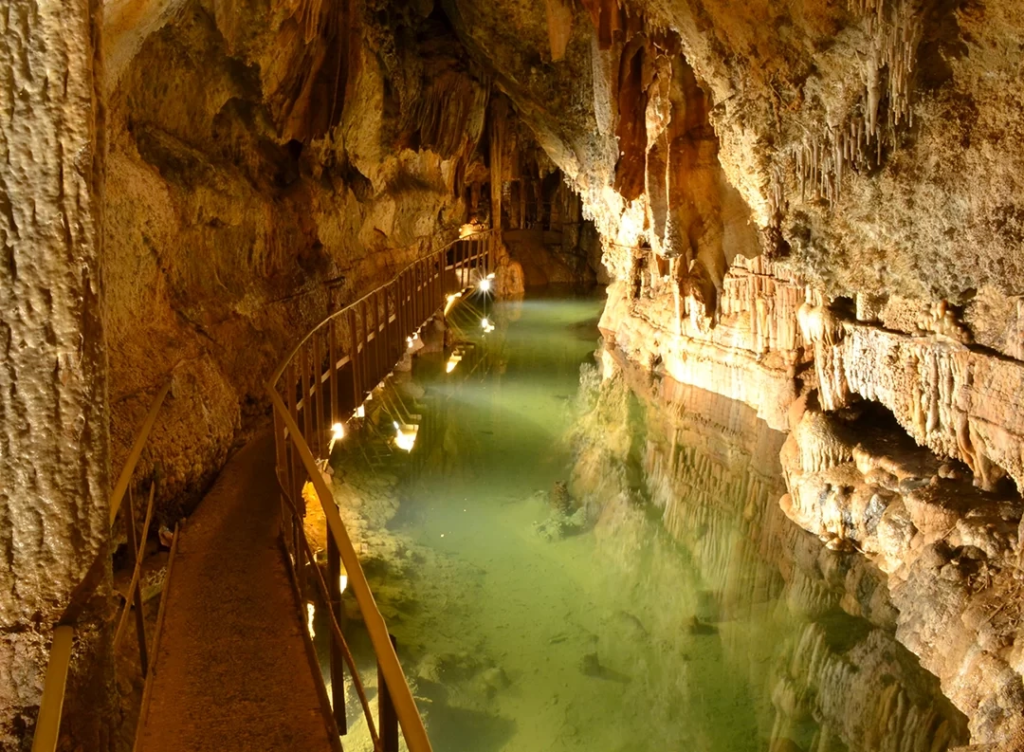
[310,290,967,752]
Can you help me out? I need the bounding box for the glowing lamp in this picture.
[446,352,463,373]
[327,422,345,455]
[479,278,492,292]
[393,421,419,452]
[444,291,463,315]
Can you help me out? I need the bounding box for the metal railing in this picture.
[32,382,177,752]
[266,229,496,752]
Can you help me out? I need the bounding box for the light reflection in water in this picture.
[322,292,967,752]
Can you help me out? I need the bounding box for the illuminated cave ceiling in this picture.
[99,0,1024,502]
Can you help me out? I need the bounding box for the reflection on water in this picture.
[326,291,967,752]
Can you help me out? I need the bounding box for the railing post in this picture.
[30,625,74,752]
[348,308,360,410]
[328,318,338,427]
[300,343,313,453]
[373,290,383,385]
[436,253,443,309]
[383,288,393,370]
[413,262,421,330]
[415,261,422,328]
[397,273,404,343]
[313,334,324,458]
[364,299,372,395]
[456,239,463,286]
[378,634,400,752]
[285,362,301,510]
[327,535,347,733]
[124,487,149,676]
[426,255,434,314]
[273,406,290,551]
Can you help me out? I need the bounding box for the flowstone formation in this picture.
[568,347,969,752]
[0,2,113,747]
[8,0,1024,748]
[432,1,1024,746]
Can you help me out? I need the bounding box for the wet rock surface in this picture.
[782,400,1024,747]
[317,319,968,752]
[9,0,1024,747]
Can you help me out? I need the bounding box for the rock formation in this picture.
[569,348,969,752]
[6,0,1024,748]
[435,2,1024,744]
[1,2,113,746]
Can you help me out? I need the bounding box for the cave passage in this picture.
[318,291,966,752]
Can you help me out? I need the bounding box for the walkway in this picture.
[136,432,338,752]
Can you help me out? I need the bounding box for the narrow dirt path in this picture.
[136,432,337,752]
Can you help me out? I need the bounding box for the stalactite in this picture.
[413,72,488,159]
[301,0,328,43]
[783,0,923,208]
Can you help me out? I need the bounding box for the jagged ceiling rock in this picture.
[443,0,1023,308]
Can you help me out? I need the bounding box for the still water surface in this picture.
[325,291,966,752]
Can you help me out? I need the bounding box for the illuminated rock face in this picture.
[437,3,1024,744]
[570,350,969,752]
[6,0,1024,747]
[103,2,496,512]
[782,401,1024,747]
[0,1,112,747]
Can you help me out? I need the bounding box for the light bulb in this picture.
[393,422,419,452]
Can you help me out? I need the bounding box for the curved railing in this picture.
[32,382,178,752]
[266,229,496,752]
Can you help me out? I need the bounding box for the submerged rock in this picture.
[550,480,573,514]
[686,616,718,636]
[579,652,629,683]
[534,506,588,541]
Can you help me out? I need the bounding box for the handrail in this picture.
[32,381,173,752]
[30,627,74,752]
[30,229,496,751]
[112,483,157,652]
[267,228,497,752]
[269,229,494,389]
[109,381,172,526]
[269,391,427,749]
[280,489,380,749]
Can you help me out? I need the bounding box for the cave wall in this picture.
[432,0,1024,747]
[570,348,969,751]
[102,0,492,517]
[0,0,113,747]
[7,0,507,744]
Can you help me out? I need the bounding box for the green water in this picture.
[324,291,967,752]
